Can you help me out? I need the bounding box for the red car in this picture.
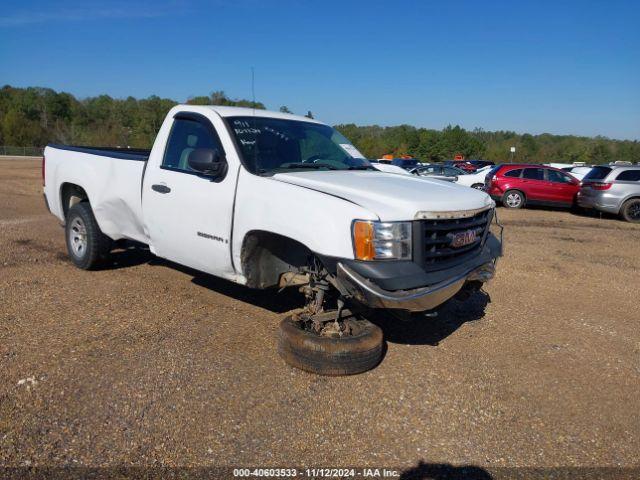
[445,160,478,173]
[485,164,581,209]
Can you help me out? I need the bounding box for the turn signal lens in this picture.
[353,220,412,261]
[353,221,375,260]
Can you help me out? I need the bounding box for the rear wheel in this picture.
[65,202,113,269]
[503,190,525,209]
[621,198,640,223]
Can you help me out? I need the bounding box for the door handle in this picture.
[151,184,171,194]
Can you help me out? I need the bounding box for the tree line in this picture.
[1,85,638,165]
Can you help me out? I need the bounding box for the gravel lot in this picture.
[1,158,639,475]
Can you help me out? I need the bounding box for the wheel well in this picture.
[60,183,89,219]
[241,231,313,289]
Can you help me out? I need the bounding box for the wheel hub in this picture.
[69,217,87,257]
[507,193,521,207]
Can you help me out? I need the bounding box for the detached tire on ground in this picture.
[277,316,384,376]
[65,202,113,270]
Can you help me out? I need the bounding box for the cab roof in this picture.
[175,105,325,125]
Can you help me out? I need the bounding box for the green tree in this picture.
[0,84,635,166]
[589,142,612,164]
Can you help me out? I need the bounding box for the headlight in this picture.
[352,221,412,261]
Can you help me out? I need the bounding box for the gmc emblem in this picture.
[450,229,478,248]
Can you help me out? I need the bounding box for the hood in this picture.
[272,170,494,221]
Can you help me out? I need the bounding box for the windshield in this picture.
[228,116,373,174]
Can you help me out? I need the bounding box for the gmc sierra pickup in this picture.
[43,105,502,374]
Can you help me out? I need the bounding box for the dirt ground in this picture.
[1,158,639,475]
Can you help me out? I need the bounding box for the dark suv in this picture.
[485,164,581,209]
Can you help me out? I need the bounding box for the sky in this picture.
[1,0,639,140]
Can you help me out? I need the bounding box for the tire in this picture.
[277,315,384,376]
[620,198,640,223]
[502,190,525,209]
[471,183,485,190]
[65,202,113,270]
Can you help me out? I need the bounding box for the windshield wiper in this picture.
[347,165,376,170]
[283,163,338,170]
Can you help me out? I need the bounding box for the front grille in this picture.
[415,208,493,271]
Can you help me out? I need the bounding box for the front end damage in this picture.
[336,257,497,312]
[286,207,502,337]
[332,208,503,314]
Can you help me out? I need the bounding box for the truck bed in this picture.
[44,144,150,245]
[47,144,150,162]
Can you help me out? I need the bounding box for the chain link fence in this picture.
[0,146,45,156]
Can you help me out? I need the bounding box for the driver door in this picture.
[142,112,238,277]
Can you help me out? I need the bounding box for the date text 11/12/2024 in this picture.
[233,468,400,478]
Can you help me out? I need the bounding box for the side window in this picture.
[547,170,573,183]
[522,168,545,180]
[444,167,459,175]
[162,118,223,171]
[615,170,640,182]
[503,168,523,178]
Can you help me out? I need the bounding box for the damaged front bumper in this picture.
[336,237,502,313]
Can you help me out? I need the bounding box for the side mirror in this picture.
[188,148,227,179]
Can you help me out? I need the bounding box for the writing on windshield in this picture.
[228,116,372,174]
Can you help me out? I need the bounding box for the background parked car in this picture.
[577,165,640,222]
[467,160,495,169]
[485,164,581,209]
[455,165,493,189]
[409,164,465,182]
[561,166,593,181]
[371,161,413,175]
[443,160,478,173]
[377,157,420,170]
[545,162,587,170]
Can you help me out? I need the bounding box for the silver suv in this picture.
[577,165,640,222]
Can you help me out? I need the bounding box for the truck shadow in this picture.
[102,242,155,269]
[101,243,490,323]
[370,290,491,346]
[189,273,305,313]
[100,242,304,312]
[399,460,492,479]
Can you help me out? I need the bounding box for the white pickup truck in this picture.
[43,106,502,374]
